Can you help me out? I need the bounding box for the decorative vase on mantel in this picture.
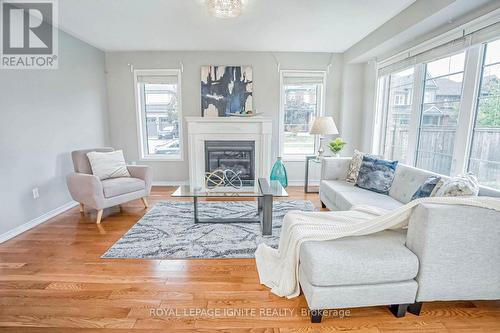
[270,157,288,188]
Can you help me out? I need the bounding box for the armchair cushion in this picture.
[102,177,145,198]
[127,165,153,195]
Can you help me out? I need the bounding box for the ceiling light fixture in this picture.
[206,0,243,18]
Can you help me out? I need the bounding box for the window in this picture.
[468,39,500,189]
[415,52,465,175]
[394,94,406,105]
[134,69,182,160]
[375,33,500,189]
[280,71,326,158]
[380,68,415,161]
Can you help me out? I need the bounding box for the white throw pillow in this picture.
[432,174,479,197]
[346,149,365,183]
[86,150,130,180]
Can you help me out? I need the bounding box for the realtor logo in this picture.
[1,0,58,69]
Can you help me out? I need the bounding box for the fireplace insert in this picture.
[205,140,255,187]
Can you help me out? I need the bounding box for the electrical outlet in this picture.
[32,188,39,199]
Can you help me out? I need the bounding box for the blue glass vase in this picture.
[270,157,288,188]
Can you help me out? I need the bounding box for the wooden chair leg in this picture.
[96,209,103,224]
[141,197,149,208]
[79,203,84,213]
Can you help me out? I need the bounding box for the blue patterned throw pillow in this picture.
[411,176,441,201]
[355,155,398,194]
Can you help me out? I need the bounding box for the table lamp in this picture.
[309,116,339,158]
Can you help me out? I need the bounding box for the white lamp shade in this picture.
[309,117,339,135]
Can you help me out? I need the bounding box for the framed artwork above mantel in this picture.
[201,65,253,117]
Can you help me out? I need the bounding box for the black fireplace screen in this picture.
[205,140,255,186]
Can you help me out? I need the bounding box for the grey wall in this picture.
[0,31,108,236]
[105,51,344,183]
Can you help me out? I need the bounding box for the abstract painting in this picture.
[201,66,253,117]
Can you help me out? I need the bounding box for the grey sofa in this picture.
[299,157,500,323]
[66,148,152,224]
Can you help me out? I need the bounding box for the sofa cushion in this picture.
[321,180,403,211]
[479,186,500,197]
[356,155,398,194]
[336,189,404,211]
[300,230,418,287]
[389,164,445,204]
[320,180,358,210]
[102,177,145,198]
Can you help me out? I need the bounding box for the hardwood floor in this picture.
[0,186,499,332]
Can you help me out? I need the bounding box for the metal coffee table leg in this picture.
[189,178,281,236]
[260,192,273,235]
[193,196,199,223]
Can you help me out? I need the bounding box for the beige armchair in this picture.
[66,148,152,224]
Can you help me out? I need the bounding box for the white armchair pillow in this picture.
[86,150,130,180]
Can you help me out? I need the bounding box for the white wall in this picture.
[361,61,378,153]
[0,31,108,237]
[339,63,365,155]
[105,51,344,184]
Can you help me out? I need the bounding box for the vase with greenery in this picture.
[328,138,347,157]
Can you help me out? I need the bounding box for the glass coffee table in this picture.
[172,178,288,235]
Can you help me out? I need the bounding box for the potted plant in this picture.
[328,138,347,157]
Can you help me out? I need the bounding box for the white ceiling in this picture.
[58,0,416,52]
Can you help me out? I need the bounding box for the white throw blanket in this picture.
[255,196,500,298]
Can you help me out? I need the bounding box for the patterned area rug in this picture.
[102,200,315,259]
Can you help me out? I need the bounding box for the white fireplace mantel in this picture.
[185,116,273,187]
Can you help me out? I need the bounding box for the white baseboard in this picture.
[152,180,189,186]
[288,180,320,187]
[0,201,78,244]
[153,180,319,187]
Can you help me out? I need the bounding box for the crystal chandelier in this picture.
[206,0,243,18]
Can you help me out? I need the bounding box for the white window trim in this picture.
[377,43,494,177]
[375,75,390,156]
[376,66,422,164]
[278,70,327,161]
[452,45,484,175]
[407,63,426,166]
[133,69,184,161]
